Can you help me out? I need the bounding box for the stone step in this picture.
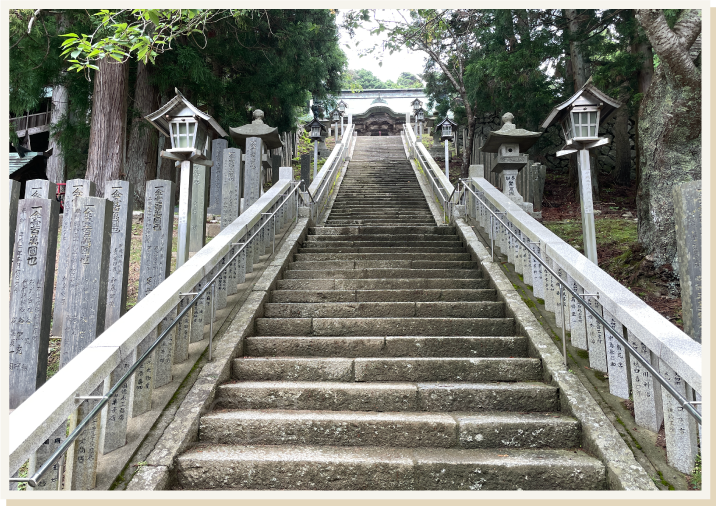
[309,226,454,236]
[263,301,504,318]
[327,212,433,217]
[198,410,580,449]
[275,278,491,291]
[270,288,497,303]
[326,219,437,225]
[297,247,466,254]
[214,381,559,412]
[244,335,527,358]
[175,444,604,490]
[299,242,465,250]
[288,260,477,271]
[305,234,460,242]
[294,252,472,262]
[254,317,514,337]
[232,357,541,382]
[282,268,481,280]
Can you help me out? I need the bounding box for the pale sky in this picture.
[338,10,427,86]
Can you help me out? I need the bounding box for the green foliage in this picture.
[10,10,93,176]
[342,68,422,90]
[396,71,423,88]
[59,9,228,72]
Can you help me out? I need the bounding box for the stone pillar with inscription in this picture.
[300,153,312,192]
[24,179,57,200]
[53,179,96,334]
[673,180,701,343]
[131,180,176,417]
[189,165,210,254]
[98,180,134,454]
[602,308,631,399]
[243,137,264,210]
[9,198,60,408]
[221,148,242,229]
[10,180,21,263]
[58,196,113,490]
[208,138,228,215]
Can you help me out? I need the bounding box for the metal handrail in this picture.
[457,179,702,424]
[10,180,301,488]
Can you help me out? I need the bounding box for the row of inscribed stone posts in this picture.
[463,173,701,476]
[9,173,298,490]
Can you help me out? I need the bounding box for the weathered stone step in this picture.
[282,268,480,280]
[263,301,504,318]
[327,211,432,217]
[326,216,435,223]
[255,317,513,336]
[294,252,472,262]
[245,335,526,358]
[306,234,460,242]
[310,226,454,236]
[288,260,477,271]
[299,242,464,250]
[275,278,491,291]
[271,288,497,303]
[175,443,604,490]
[232,357,540,382]
[198,410,580,449]
[215,381,558,412]
[298,247,466,254]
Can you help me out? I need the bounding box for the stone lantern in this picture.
[304,116,327,179]
[542,79,621,264]
[337,100,348,136]
[416,108,425,138]
[145,89,228,268]
[330,108,342,143]
[229,109,283,211]
[435,116,458,179]
[411,98,423,136]
[480,112,541,214]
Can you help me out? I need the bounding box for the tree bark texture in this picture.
[635,9,701,267]
[633,39,655,190]
[125,63,159,208]
[85,58,130,197]
[612,89,632,185]
[46,83,68,183]
[566,9,588,90]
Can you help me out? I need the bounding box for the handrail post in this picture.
[559,283,567,366]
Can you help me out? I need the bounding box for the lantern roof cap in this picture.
[481,112,541,153]
[145,88,227,138]
[229,109,283,150]
[303,116,327,133]
[435,116,457,129]
[541,77,622,130]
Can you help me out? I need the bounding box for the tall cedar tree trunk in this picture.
[125,62,159,208]
[635,9,700,267]
[85,58,129,197]
[47,85,68,183]
[565,9,588,190]
[633,39,655,190]
[46,13,69,184]
[612,87,632,185]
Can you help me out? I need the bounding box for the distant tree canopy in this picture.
[343,68,423,90]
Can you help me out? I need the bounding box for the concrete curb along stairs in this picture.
[161,136,655,491]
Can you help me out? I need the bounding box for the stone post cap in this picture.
[252,110,265,124]
[501,112,516,131]
[469,164,485,179]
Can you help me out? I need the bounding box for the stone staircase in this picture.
[174,136,607,490]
